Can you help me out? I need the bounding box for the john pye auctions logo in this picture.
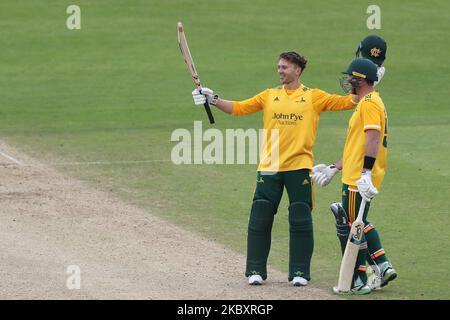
[272,113,304,121]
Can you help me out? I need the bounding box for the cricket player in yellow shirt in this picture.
[192,52,358,286]
[312,58,397,294]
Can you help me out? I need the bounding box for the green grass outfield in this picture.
[0,0,449,299]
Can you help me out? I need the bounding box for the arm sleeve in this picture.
[360,100,383,132]
[231,89,268,116]
[312,88,357,113]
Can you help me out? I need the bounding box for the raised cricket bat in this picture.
[335,198,367,293]
[177,22,215,124]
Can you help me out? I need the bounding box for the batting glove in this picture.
[374,66,385,87]
[192,87,215,105]
[312,164,339,187]
[356,170,378,202]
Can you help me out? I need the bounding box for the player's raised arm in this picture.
[192,88,233,114]
[192,88,268,115]
[312,88,359,112]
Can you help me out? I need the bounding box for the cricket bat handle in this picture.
[203,101,215,124]
[356,198,366,223]
[197,86,214,124]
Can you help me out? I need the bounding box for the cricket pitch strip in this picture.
[0,140,335,300]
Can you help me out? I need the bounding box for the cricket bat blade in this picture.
[335,199,366,292]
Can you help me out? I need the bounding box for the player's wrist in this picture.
[331,163,341,171]
[363,156,376,170]
[328,164,339,173]
[211,94,219,105]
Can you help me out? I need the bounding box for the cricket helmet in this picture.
[355,35,387,66]
[340,58,378,93]
[342,58,378,82]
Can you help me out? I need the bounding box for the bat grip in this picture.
[203,101,215,124]
[356,198,366,222]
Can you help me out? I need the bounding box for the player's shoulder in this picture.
[302,85,312,92]
[304,86,322,97]
[360,92,384,111]
[254,87,277,96]
[363,92,383,104]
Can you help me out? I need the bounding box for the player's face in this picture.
[278,59,301,84]
[340,75,363,94]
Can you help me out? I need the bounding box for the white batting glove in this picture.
[356,170,378,202]
[312,164,339,187]
[374,66,385,87]
[192,87,214,105]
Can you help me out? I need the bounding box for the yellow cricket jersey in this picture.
[232,84,356,172]
[342,91,388,190]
